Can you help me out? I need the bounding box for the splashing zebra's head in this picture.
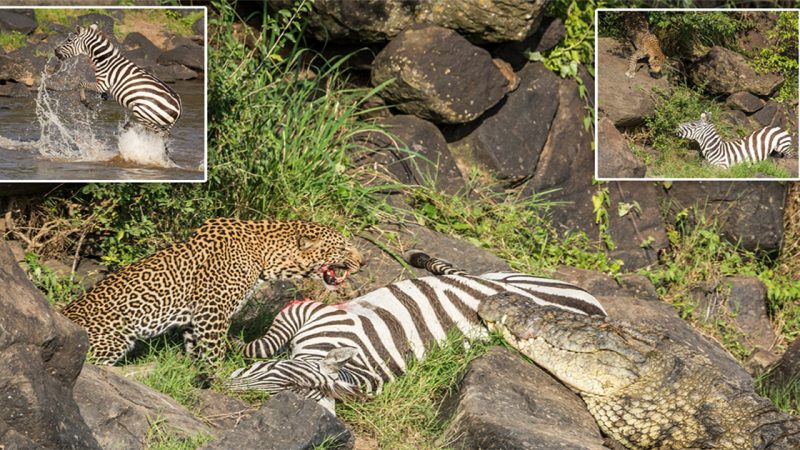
[54,23,104,60]
[675,112,715,140]
[226,347,364,413]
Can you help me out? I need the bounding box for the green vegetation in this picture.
[750,11,799,103]
[757,376,800,415]
[0,31,28,52]
[23,252,84,306]
[145,418,212,450]
[120,10,204,38]
[634,85,792,178]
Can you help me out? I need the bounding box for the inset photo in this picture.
[596,9,799,180]
[0,7,206,182]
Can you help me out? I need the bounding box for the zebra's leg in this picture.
[78,81,107,109]
[626,50,644,78]
[244,301,312,359]
[405,250,467,276]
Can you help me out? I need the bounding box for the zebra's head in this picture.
[226,347,363,413]
[675,112,715,140]
[54,23,100,60]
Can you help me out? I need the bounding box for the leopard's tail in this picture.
[404,251,467,276]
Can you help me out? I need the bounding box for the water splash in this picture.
[117,125,176,168]
[0,57,174,168]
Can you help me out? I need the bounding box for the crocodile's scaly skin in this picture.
[479,292,800,450]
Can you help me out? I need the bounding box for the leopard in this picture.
[624,12,665,79]
[61,218,362,366]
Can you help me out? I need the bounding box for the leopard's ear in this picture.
[297,235,320,251]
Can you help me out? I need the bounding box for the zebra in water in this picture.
[54,24,182,137]
[675,112,793,168]
[227,251,606,412]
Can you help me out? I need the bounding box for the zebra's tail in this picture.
[404,250,467,276]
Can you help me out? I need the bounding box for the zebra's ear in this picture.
[318,347,358,376]
[700,112,709,122]
[90,23,98,31]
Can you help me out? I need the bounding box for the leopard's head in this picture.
[271,220,363,290]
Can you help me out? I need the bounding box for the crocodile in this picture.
[478,292,800,450]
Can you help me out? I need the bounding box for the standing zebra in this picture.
[54,24,182,137]
[226,251,606,411]
[675,112,793,168]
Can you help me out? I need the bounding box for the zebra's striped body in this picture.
[675,112,792,168]
[54,24,182,134]
[228,253,606,404]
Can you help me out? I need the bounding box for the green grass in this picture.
[145,418,212,450]
[338,331,495,449]
[0,31,28,52]
[756,375,800,415]
[121,10,204,38]
[34,9,107,34]
[410,182,623,275]
[22,252,84,306]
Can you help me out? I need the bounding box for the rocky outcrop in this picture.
[73,364,213,450]
[768,338,800,387]
[355,115,465,195]
[442,347,606,449]
[0,241,99,449]
[301,0,549,44]
[479,292,800,449]
[726,91,766,113]
[597,116,646,178]
[371,25,508,124]
[200,391,353,450]
[0,10,37,35]
[663,182,787,254]
[690,46,784,96]
[158,39,204,71]
[446,62,559,185]
[597,37,669,127]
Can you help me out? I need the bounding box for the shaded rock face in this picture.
[0,242,99,449]
[448,62,560,185]
[158,41,204,71]
[0,10,37,35]
[663,181,787,254]
[304,0,548,44]
[73,365,213,450]
[442,347,606,450]
[355,115,465,195]
[695,276,777,352]
[122,32,163,66]
[597,116,646,178]
[371,24,508,124]
[605,181,669,270]
[769,337,800,387]
[492,17,566,70]
[726,91,765,113]
[0,54,37,86]
[690,46,784,96]
[200,391,352,450]
[597,37,669,128]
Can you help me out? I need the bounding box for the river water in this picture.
[0,61,205,182]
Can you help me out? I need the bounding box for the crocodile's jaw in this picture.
[479,292,652,396]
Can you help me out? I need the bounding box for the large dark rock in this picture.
[663,181,787,253]
[200,391,352,450]
[122,32,162,66]
[442,347,606,449]
[694,276,777,352]
[447,62,560,185]
[158,41,204,71]
[597,37,669,128]
[0,81,30,97]
[597,116,646,178]
[371,24,508,124]
[73,364,212,449]
[192,16,204,36]
[75,13,115,35]
[302,0,548,44]
[752,100,779,128]
[690,46,784,96]
[492,17,566,70]
[553,266,755,391]
[0,54,37,86]
[523,72,667,270]
[768,338,800,387]
[0,242,100,449]
[726,91,765,113]
[0,10,37,35]
[356,115,465,195]
[152,63,198,82]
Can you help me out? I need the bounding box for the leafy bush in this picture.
[751,11,799,103]
[0,31,27,52]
